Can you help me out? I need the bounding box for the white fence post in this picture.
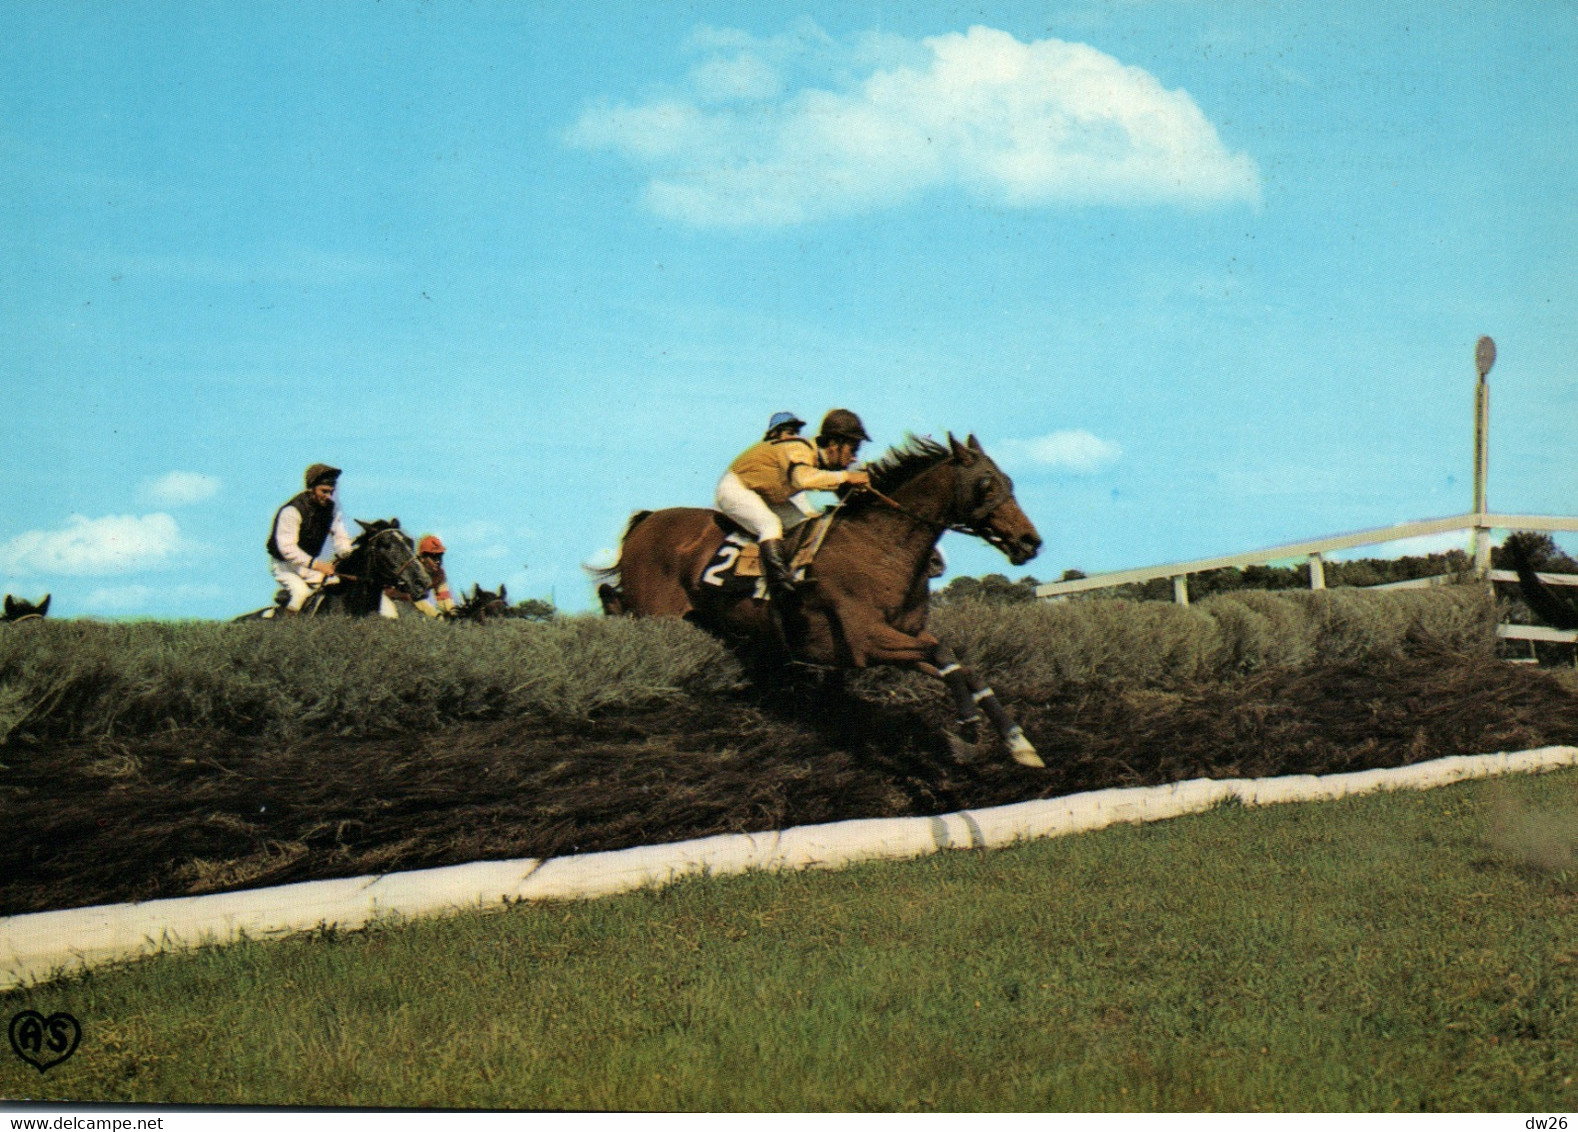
[1474,515,1494,576]
[1308,552,1326,591]
[1173,575,1189,606]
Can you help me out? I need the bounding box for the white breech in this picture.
[716,471,798,542]
[787,491,820,520]
[270,558,324,611]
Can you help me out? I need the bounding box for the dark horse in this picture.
[236,520,431,620]
[452,583,511,622]
[2,594,50,623]
[595,434,1046,767]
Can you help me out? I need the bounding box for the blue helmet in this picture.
[768,411,805,431]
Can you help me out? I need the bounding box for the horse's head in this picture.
[353,519,432,601]
[3,593,50,623]
[945,435,1042,566]
[456,582,509,621]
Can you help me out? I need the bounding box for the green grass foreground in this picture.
[5,767,1576,1110]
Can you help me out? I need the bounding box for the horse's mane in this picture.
[352,518,403,544]
[865,435,951,493]
[843,435,952,512]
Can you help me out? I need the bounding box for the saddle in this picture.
[700,512,836,595]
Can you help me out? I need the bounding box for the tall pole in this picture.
[1472,335,1496,573]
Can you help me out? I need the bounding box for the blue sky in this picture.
[3,1,1575,617]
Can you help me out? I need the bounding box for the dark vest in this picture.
[267,492,335,562]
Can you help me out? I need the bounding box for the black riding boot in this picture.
[758,539,799,607]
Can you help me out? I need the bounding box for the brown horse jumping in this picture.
[596,434,1046,767]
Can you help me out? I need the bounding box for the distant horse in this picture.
[236,520,431,620]
[452,583,510,622]
[1505,531,1578,630]
[2,594,50,623]
[595,434,1046,767]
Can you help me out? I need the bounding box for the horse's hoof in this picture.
[1006,729,1044,768]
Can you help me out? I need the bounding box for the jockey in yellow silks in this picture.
[715,409,871,603]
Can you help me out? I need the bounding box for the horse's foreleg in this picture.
[849,623,1042,768]
[919,640,1043,769]
[914,645,983,740]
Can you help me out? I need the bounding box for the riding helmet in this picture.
[418,534,446,555]
[818,409,870,444]
[304,463,341,489]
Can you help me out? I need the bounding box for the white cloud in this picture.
[568,24,1259,227]
[80,582,228,612]
[77,582,230,613]
[998,430,1124,474]
[690,52,783,101]
[142,471,221,506]
[1,514,192,576]
[1328,531,1471,562]
[82,584,153,611]
[448,520,506,542]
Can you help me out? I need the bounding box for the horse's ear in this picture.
[355,519,372,533]
[37,595,50,616]
[966,434,983,452]
[498,583,507,602]
[3,596,15,617]
[949,433,977,466]
[389,518,401,530]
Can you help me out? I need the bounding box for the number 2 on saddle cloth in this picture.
[694,515,831,610]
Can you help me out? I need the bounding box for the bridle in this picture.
[376,528,430,597]
[852,459,1017,549]
[338,527,428,598]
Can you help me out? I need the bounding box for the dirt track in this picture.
[4,649,1577,915]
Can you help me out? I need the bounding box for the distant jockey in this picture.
[266,463,354,616]
[379,533,458,618]
[414,534,457,618]
[715,409,872,605]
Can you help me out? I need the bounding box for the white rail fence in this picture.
[1033,511,1578,652]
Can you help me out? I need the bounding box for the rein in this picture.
[854,472,1006,539]
[321,529,423,592]
[855,482,955,532]
[373,529,427,596]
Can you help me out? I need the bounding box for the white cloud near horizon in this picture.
[1327,531,1471,562]
[998,429,1124,474]
[142,471,221,506]
[1,514,192,576]
[81,581,228,612]
[81,584,153,611]
[568,23,1260,226]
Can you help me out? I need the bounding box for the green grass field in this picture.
[4,765,1576,1111]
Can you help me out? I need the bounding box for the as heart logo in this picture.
[8,1010,81,1072]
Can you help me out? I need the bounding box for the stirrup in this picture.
[758,541,798,604]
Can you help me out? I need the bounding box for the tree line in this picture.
[934,534,1578,607]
